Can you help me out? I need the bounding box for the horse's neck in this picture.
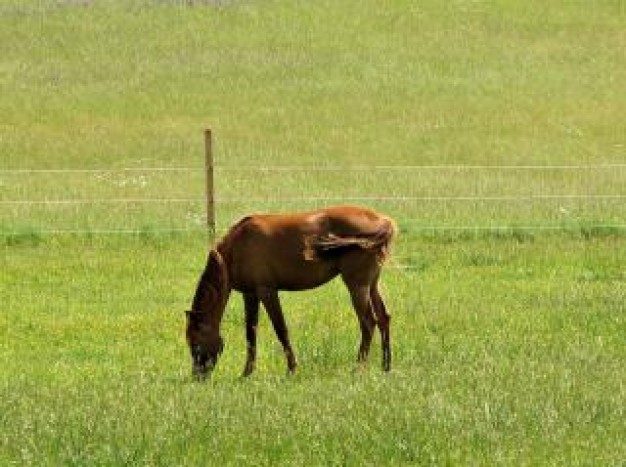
[191,248,231,327]
[191,271,217,311]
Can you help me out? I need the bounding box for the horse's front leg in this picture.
[258,287,297,374]
[242,293,259,377]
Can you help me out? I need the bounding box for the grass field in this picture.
[2,1,625,465]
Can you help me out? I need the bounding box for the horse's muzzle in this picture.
[192,370,208,382]
[192,360,216,381]
[192,366,210,381]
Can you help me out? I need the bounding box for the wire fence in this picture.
[2,163,626,173]
[2,194,626,207]
[2,163,625,237]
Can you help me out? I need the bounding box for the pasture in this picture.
[2,0,625,465]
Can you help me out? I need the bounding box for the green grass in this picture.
[2,0,624,168]
[1,0,625,465]
[3,234,625,465]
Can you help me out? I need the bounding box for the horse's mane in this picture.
[215,215,252,255]
[191,249,229,313]
[191,216,252,313]
[191,264,216,312]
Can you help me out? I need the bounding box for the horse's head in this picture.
[185,310,224,380]
[185,249,230,380]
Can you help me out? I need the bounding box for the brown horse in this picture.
[185,205,396,379]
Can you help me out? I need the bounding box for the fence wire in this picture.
[2,164,625,236]
[2,163,626,174]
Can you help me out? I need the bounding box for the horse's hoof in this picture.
[241,364,255,377]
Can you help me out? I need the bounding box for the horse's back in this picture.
[319,205,393,236]
[223,206,394,292]
[239,206,394,239]
[223,210,335,291]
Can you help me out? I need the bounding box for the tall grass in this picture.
[3,234,625,465]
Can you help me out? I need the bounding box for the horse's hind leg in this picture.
[242,293,260,377]
[258,287,297,374]
[341,252,379,368]
[371,282,391,372]
[346,283,376,366]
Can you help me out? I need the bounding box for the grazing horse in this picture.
[185,205,396,379]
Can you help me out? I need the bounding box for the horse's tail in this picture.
[304,216,397,264]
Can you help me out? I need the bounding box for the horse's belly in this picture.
[275,265,340,291]
[232,259,339,293]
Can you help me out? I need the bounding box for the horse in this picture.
[184,205,396,380]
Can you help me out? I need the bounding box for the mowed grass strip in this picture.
[1,0,623,169]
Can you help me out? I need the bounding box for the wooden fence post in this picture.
[204,128,215,243]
